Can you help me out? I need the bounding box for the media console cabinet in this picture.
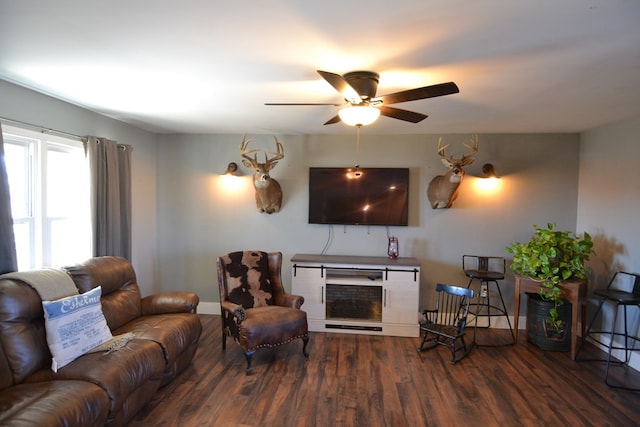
[291,254,421,337]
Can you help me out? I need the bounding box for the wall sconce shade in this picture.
[338,105,381,126]
[224,162,239,176]
[482,163,498,179]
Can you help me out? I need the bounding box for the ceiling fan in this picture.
[265,70,459,126]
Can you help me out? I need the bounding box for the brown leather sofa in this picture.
[0,256,202,427]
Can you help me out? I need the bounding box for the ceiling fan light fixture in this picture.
[338,105,380,126]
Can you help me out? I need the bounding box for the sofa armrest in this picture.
[220,300,246,322]
[141,292,199,315]
[275,294,305,309]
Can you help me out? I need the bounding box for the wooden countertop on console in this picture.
[291,254,420,268]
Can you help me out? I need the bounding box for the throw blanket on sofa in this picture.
[1,268,78,300]
[87,332,135,355]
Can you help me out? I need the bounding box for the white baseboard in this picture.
[464,314,527,330]
[583,333,640,372]
[201,305,529,329]
[197,302,220,315]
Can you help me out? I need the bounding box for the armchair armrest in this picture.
[275,293,305,309]
[141,292,200,315]
[220,300,246,322]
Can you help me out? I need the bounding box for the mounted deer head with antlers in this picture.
[240,134,284,214]
[427,135,478,209]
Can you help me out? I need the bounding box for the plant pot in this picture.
[526,292,572,352]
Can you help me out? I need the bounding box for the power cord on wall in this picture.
[320,224,333,255]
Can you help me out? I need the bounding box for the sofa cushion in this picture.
[26,338,165,417]
[0,380,110,427]
[0,279,52,386]
[42,286,113,372]
[64,257,142,330]
[240,305,308,351]
[219,251,274,309]
[0,341,12,391]
[113,313,202,368]
[64,256,136,295]
[99,283,143,331]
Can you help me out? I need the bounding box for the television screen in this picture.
[308,167,409,226]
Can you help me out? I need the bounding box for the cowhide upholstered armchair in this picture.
[216,251,309,374]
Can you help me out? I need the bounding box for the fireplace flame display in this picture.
[325,284,382,321]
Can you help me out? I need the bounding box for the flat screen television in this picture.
[308,167,409,226]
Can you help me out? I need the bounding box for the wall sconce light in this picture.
[224,162,239,176]
[219,161,246,193]
[482,163,499,179]
[475,163,501,193]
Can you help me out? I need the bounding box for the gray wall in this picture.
[577,116,640,369]
[578,117,640,277]
[155,132,581,312]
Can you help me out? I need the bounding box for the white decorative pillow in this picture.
[42,286,112,372]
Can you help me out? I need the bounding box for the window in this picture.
[3,125,91,270]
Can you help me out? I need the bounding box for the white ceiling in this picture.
[1,0,639,135]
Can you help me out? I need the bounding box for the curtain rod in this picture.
[0,116,87,142]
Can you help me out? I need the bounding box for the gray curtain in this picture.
[85,136,132,260]
[0,124,18,273]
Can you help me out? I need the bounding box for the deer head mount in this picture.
[240,134,284,214]
[427,135,479,209]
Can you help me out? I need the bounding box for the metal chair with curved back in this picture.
[576,271,640,391]
[418,283,475,363]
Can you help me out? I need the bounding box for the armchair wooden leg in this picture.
[222,333,227,350]
[245,351,255,375]
[302,335,309,357]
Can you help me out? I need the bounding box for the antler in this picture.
[437,135,478,166]
[240,134,285,165]
[460,134,479,166]
[264,137,284,164]
[240,134,260,162]
[438,137,456,162]
[437,137,450,159]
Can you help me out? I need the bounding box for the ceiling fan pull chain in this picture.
[356,124,361,167]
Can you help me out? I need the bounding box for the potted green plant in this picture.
[506,223,594,335]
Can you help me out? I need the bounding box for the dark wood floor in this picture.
[130,315,640,427]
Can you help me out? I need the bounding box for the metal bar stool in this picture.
[576,271,640,391]
[463,255,515,346]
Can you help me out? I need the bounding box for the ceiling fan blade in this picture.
[264,102,343,106]
[317,70,361,104]
[378,106,428,123]
[378,82,459,105]
[323,114,342,125]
